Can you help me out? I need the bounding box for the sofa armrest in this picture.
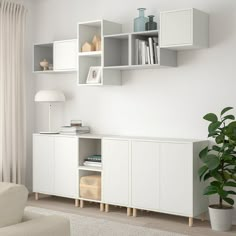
[0,215,70,236]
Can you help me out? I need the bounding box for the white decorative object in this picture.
[34,90,66,134]
[39,59,49,71]
[160,8,209,50]
[92,35,101,51]
[86,66,101,84]
[209,206,233,231]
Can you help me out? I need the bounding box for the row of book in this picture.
[60,126,90,135]
[135,37,159,65]
[83,155,102,168]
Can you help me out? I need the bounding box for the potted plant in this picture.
[199,107,236,231]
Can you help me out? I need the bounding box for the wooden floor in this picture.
[28,195,236,236]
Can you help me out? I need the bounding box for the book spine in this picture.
[146,46,151,64]
[135,39,139,65]
[154,43,158,64]
[141,41,146,65]
[148,37,154,64]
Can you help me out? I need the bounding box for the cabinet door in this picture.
[102,139,129,206]
[160,9,192,47]
[54,39,77,71]
[131,141,160,210]
[54,137,78,198]
[159,143,193,216]
[33,135,54,194]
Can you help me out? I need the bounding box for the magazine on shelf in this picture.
[83,161,102,167]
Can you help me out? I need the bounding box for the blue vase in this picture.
[134,8,148,32]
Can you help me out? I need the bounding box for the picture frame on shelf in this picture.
[86,66,101,84]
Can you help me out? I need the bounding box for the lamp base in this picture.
[39,131,59,134]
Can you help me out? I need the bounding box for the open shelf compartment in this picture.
[33,43,53,72]
[104,34,129,68]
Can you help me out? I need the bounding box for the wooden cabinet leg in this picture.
[127,207,132,216]
[35,193,39,201]
[100,203,104,212]
[189,217,193,227]
[75,199,79,207]
[80,200,84,208]
[201,212,206,221]
[105,204,109,213]
[133,208,137,217]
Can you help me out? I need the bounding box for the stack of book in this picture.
[60,126,90,135]
[135,37,159,65]
[83,155,102,168]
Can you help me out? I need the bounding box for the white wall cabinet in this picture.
[54,39,77,71]
[33,134,79,199]
[160,8,209,50]
[102,139,129,206]
[131,141,160,211]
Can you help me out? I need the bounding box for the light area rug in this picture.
[26,206,187,236]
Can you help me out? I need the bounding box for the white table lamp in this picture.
[35,90,66,134]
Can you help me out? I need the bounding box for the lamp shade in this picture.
[34,90,66,103]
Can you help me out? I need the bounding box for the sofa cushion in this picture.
[0,182,28,228]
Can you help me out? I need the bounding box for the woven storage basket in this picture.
[80,175,101,200]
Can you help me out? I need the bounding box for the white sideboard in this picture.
[33,133,208,226]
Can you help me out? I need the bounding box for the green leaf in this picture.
[210,170,223,182]
[223,171,232,180]
[204,154,220,170]
[216,134,225,144]
[204,172,211,181]
[221,107,233,116]
[199,146,208,162]
[212,145,221,152]
[208,131,219,138]
[203,113,218,123]
[208,122,222,133]
[227,190,236,195]
[222,154,234,161]
[224,181,236,187]
[223,197,234,206]
[218,189,228,198]
[210,181,221,188]
[223,115,235,121]
[198,165,208,180]
[203,186,218,195]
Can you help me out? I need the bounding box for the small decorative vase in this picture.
[40,59,49,71]
[134,8,148,32]
[145,15,157,31]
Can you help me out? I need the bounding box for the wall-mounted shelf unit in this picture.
[160,8,209,50]
[77,20,178,86]
[33,43,53,73]
[104,30,177,70]
[77,20,122,86]
[33,39,77,73]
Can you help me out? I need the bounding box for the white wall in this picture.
[30,0,236,222]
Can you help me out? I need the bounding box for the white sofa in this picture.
[0,182,70,236]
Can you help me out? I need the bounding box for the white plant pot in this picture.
[208,206,233,231]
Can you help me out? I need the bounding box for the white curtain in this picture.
[0,0,27,184]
